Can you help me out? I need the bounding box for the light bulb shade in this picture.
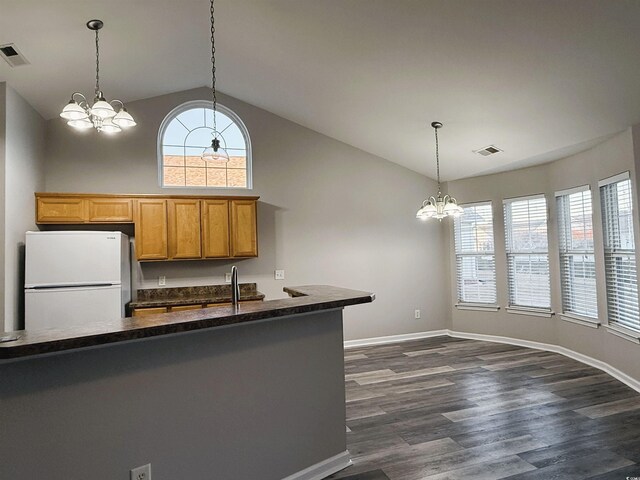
[60,101,88,120]
[202,147,230,163]
[91,99,117,119]
[443,200,459,214]
[99,117,122,134]
[67,118,93,130]
[112,109,136,128]
[423,202,438,215]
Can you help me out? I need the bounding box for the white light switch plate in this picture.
[275,270,285,280]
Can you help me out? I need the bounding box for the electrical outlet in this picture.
[274,270,285,280]
[225,273,232,283]
[415,309,421,319]
[158,276,166,286]
[130,464,151,480]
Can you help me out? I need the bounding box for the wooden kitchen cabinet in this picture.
[35,193,258,261]
[135,199,168,260]
[230,199,258,257]
[167,199,202,259]
[37,196,87,223]
[170,304,203,312]
[202,199,230,258]
[87,198,133,223]
[131,307,168,317]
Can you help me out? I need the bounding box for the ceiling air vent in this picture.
[0,44,30,67]
[474,145,502,156]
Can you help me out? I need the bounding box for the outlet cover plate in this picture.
[130,464,151,480]
[225,273,232,283]
[275,270,285,280]
[415,309,421,319]
[158,276,166,286]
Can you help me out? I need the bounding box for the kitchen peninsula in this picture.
[0,285,374,480]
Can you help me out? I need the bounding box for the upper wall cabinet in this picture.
[35,193,259,262]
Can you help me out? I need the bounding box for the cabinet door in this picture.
[230,200,258,257]
[132,307,168,317]
[135,199,168,260]
[88,198,134,223]
[202,199,230,258]
[167,199,202,259]
[37,196,87,223]
[170,304,203,312]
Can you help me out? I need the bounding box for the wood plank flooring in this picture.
[329,336,640,480]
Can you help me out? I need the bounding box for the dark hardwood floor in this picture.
[329,336,640,480]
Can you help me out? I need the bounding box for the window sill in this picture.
[506,306,554,318]
[455,303,500,312]
[560,313,600,329]
[605,324,640,344]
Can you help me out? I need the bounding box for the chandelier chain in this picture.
[435,126,441,196]
[95,29,100,95]
[210,0,217,136]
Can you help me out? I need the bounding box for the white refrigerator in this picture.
[25,231,131,331]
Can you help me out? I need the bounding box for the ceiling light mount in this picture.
[59,19,136,134]
[416,121,464,221]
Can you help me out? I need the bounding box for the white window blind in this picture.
[556,187,598,318]
[504,195,551,309]
[453,202,497,304]
[600,174,639,331]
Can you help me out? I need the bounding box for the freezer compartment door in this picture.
[25,231,126,287]
[25,285,123,331]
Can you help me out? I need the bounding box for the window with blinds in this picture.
[504,195,550,309]
[600,173,639,331]
[556,186,598,319]
[453,202,496,304]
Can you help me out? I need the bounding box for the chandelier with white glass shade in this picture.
[59,20,136,134]
[416,122,464,221]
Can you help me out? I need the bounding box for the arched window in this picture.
[158,100,252,188]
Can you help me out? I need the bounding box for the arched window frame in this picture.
[157,100,253,189]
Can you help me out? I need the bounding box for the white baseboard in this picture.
[344,330,447,348]
[343,329,640,394]
[281,450,351,480]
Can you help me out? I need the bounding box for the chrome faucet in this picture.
[230,265,240,307]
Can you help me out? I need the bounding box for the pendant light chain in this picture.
[415,121,464,221]
[95,29,100,95]
[210,0,217,137]
[435,125,441,196]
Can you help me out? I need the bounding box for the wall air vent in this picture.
[0,44,30,67]
[474,145,502,156]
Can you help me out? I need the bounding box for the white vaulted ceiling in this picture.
[1,0,640,180]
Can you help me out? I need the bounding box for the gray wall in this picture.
[446,129,640,381]
[3,85,45,332]
[45,87,449,340]
[0,310,347,480]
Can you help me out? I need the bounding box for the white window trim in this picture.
[454,201,497,305]
[556,185,598,321]
[506,306,554,318]
[605,323,640,344]
[455,303,500,312]
[598,171,630,188]
[555,184,590,198]
[503,193,546,204]
[503,194,551,310]
[157,100,253,189]
[560,313,601,329]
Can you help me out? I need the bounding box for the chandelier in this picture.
[201,0,230,163]
[416,122,464,221]
[59,20,136,133]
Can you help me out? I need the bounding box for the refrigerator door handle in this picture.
[28,283,116,290]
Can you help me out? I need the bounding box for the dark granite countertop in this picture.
[129,283,264,308]
[0,285,374,360]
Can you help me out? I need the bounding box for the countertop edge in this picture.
[0,285,374,360]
